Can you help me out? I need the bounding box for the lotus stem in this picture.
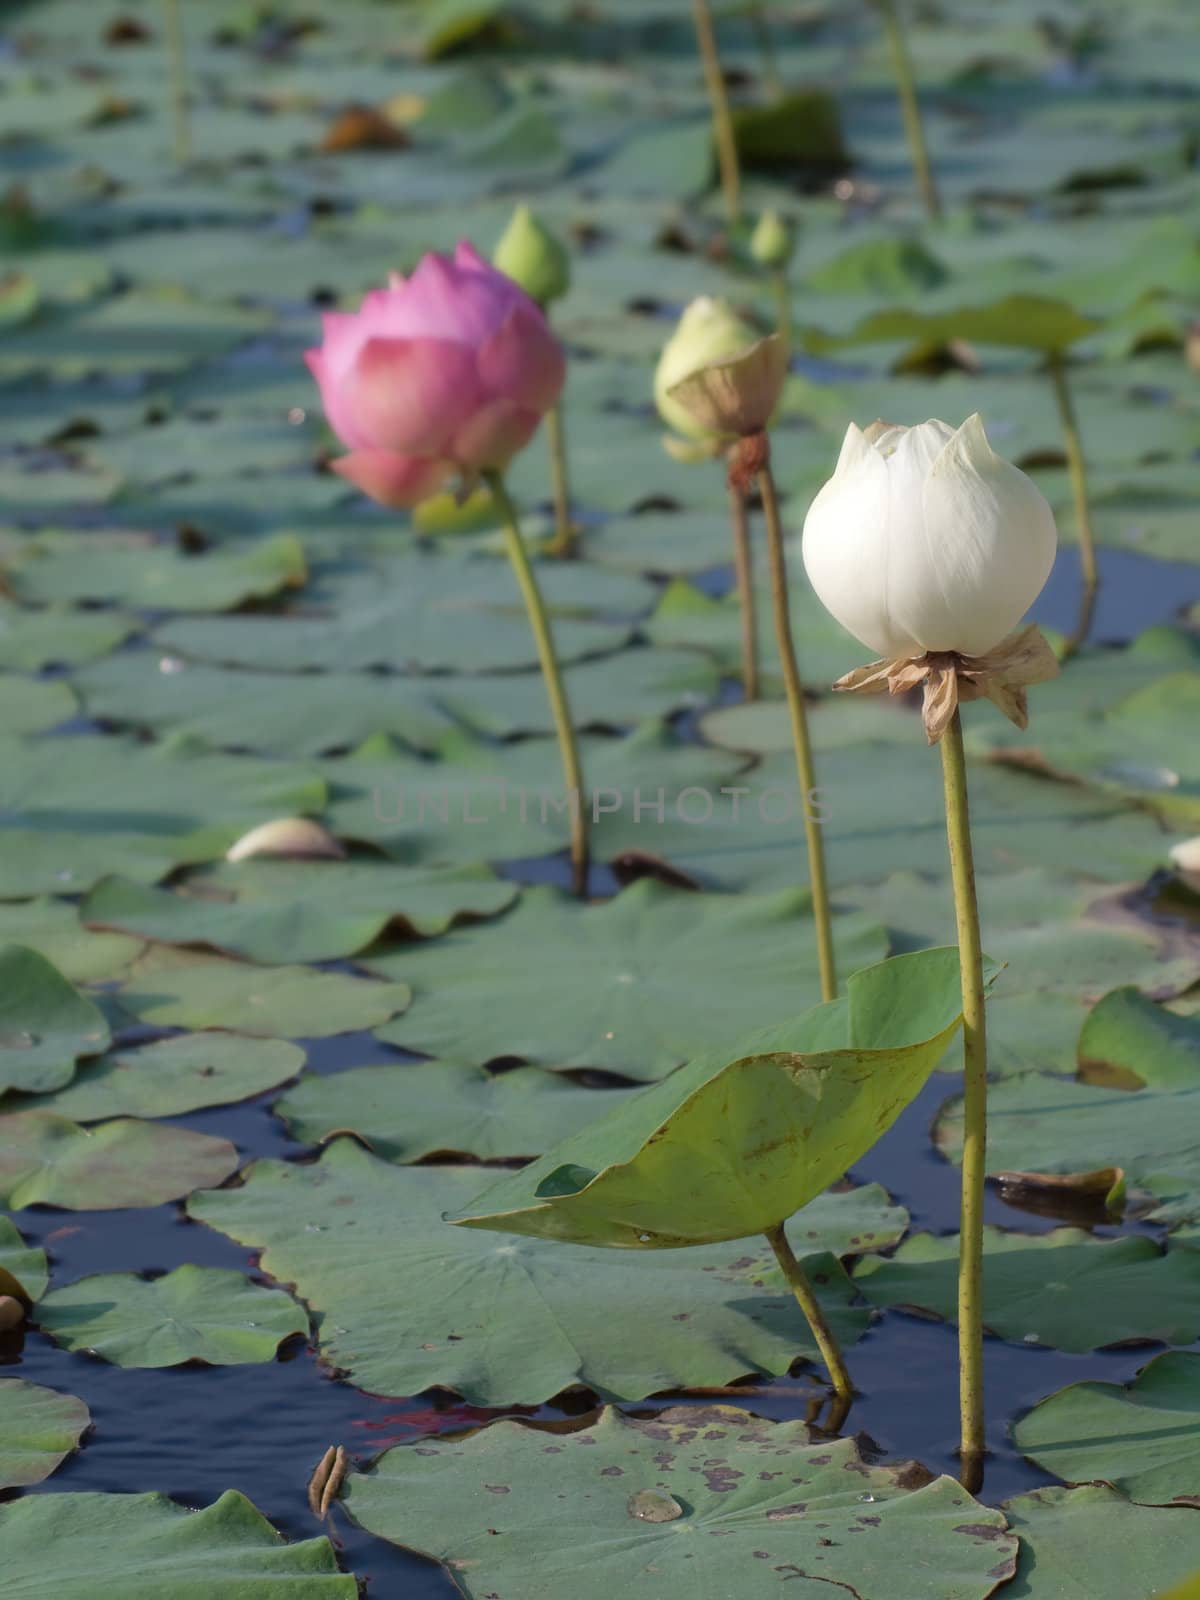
[758,456,837,1002]
[162,0,191,166]
[748,2,785,98]
[544,402,576,558]
[939,707,987,1494]
[728,481,760,701]
[1048,353,1098,659]
[873,0,941,221]
[485,470,589,896]
[691,0,742,226]
[765,1221,854,1410]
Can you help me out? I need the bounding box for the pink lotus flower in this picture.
[305,241,566,507]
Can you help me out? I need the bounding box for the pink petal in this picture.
[476,301,565,414]
[330,450,453,509]
[453,399,541,472]
[454,239,492,275]
[398,250,517,345]
[306,344,375,451]
[349,336,482,457]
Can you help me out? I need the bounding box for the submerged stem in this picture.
[873,0,941,220]
[939,708,987,1494]
[485,470,589,896]
[765,1222,854,1408]
[691,0,742,225]
[1048,353,1098,658]
[162,0,191,166]
[757,457,837,1002]
[728,481,760,701]
[544,402,575,557]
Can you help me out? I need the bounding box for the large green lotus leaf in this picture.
[189,1144,872,1404]
[343,1405,1015,1600]
[0,673,76,734]
[0,1215,48,1301]
[322,721,744,866]
[88,416,315,487]
[452,948,973,1247]
[1013,1352,1200,1505]
[1078,986,1200,1088]
[1002,1485,1200,1598]
[0,455,124,516]
[581,509,738,575]
[74,648,720,753]
[368,881,888,1080]
[0,1111,239,1209]
[0,1489,355,1597]
[0,897,142,983]
[812,294,1099,355]
[846,871,1200,1076]
[114,949,411,1038]
[275,1061,639,1163]
[0,1379,89,1489]
[153,555,644,674]
[82,860,517,963]
[0,287,273,379]
[855,1227,1200,1352]
[19,1033,304,1121]
[0,603,133,670]
[0,944,110,1094]
[7,532,307,612]
[0,733,326,897]
[36,1264,308,1368]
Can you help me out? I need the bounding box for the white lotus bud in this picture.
[802,414,1057,659]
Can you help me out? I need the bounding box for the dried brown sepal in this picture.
[307,1445,337,1515]
[667,333,788,441]
[727,430,770,494]
[319,1445,349,1516]
[832,623,1059,744]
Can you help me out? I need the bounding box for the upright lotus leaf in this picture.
[855,1227,1200,1351]
[1002,1486,1200,1599]
[0,1489,356,1597]
[36,1265,308,1367]
[0,1112,239,1209]
[1013,1352,1200,1505]
[0,1215,48,1301]
[0,1379,90,1489]
[0,944,110,1094]
[1078,986,1200,1088]
[818,294,1100,355]
[343,1406,1016,1600]
[451,948,982,1246]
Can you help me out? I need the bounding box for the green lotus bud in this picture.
[750,208,793,270]
[492,204,570,307]
[653,296,761,452]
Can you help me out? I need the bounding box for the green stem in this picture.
[485,470,589,896]
[1048,353,1098,659]
[544,402,575,557]
[874,0,941,220]
[757,454,837,1003]
[691,0,742,226]
[162,0,191,166]
[771,267,792,352]
[728,480,760,701]
[748,2,785,98]
[765,1221,854,1408]
[939,708,987,1494]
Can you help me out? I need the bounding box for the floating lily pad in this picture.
[818,293,1099,356]
[115,950,411,1038]
[0,605,133,671]
[1013,1352,1200,1504]
[0,897,142,983]
[0,673,77,734]
[368,881,888,1080]
[190,1143,873,1404]
[855,1227,1200,1352]
[36,1264,308,1368]
[0,1379,90,1489]
[0,944,110,1095]
[0,1490,356,1596]
[82,860,517,964]
[453,949,975,1247]
[0,1111,238,1210]
[20,1033,304,1121]
[344,1406,1015,1600]
[1001,1485,1200,1599]
[0,1215,48,1301]
[275,1061,638,1163]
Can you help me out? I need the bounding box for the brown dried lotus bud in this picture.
[665,333,788,442]
[0,1295,24,1332]
[226,818,345,864]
